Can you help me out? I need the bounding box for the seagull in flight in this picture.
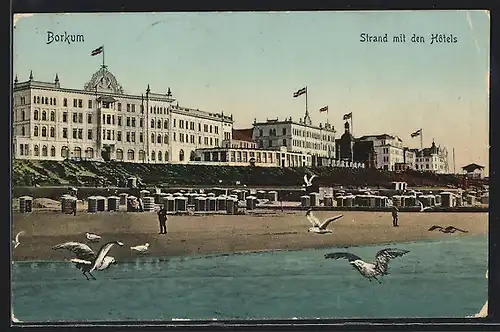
[306,209,344,234]
[325,248,410,283]
[12,230,25,249]
[303,174,317,187]
[418,201,433,212]
[428,225,468,233]
[86,232,101,242]
[131,243,150,254]
[53,241,123,280]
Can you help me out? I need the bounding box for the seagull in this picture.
[428,225,468,233]
[12,230,25,249]
[86,232,101,242]
[306,209,344,234]
[95,256,117,271]
[324,248,410,283]
[53,241,124,280]
[303,174,317,187]
[418,201,433,212]
[131,243,150,254]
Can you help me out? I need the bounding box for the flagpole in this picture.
[305,86,308,116]
[350,113,354,163]
[420,128,423,150]
[102,46,105,68]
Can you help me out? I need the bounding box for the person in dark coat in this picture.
[157,207,168,234]
[72,199,77,216]
[391,205,399,227]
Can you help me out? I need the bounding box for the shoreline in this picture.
[12,209,488,262]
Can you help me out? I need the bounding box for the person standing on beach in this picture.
[157,207,168,234]
[72,199,77,216]
[391,205,399,227]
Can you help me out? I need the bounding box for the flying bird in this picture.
[53,241,123,280]
[131,243,150,254]
[324,248,410,283]
[306,209,343,234]
[12,230,25,249]
[86,232,101,242]
[303,174,317,187]
[428,225,468,233]
[418,201,433,212]
[95,256,117,271]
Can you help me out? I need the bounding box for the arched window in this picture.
[61,146,69,158]
[74,147,82,158]
[85,147,94,159]
[158,151,162,161]
[150,119,154,128]
[42,145,48,156]
[21,126,25,136]
[157,134,161,144]
[164,135,168,144]
[34,145,39,156]
[50,111,55,121]
[127,149,135,160]
[139,150,145,161]
[165,151,169,161]
[164,120,168,129]
[179,149,185,161]
[44,97,48,104]
[41,126,47,137]
[21,110,25,121]
[151,133,155,143]
[36,96,40,103]
[151,151,156,161]
[116,149,123,160]
[50,146,56,157]
[42,111,47,121]
[34,110,39,120]
[50,127,55,137]
[34,126,39,136]
[157,120,161,129]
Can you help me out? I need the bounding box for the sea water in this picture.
[12,235,487,322]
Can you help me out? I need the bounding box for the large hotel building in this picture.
[12,65,234,163]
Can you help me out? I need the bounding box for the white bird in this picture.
[131,243,150,254]
[86,232,101,242]
[306,209,343,234]
[418,201,433,212]
[325,248,410,283]
[303,174,317,187]
[95,256,117,271]
[53,241,123,280]
[12,230,25,249]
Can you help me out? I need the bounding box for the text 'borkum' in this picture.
[46,31,85,45]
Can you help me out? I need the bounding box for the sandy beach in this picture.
[12,206,488,262]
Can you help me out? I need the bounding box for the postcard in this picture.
[11,10,489,324]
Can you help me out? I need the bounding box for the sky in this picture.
[13,11,490,175]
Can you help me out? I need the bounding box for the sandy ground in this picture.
[11,207,488,262]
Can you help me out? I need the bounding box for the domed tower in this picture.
[339,121,354,161]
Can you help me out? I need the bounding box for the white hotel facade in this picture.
[12,66,233,164]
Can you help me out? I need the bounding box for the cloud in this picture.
[13,13,34,28]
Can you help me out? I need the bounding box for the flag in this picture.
[293,87,307,98]
[319,106,328,113]
[91,46,104,56]
[343,112,352,120]
[411,129,422,138]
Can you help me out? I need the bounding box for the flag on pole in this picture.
[343,112,352,120]
[293,87,307,98]
[91,46,104,56]
[319,106,328,113]
[411,129,422,138]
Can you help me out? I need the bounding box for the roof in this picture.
[462,163,485,172]
[232,128,254,142]
[97,95,117,103]
[358,134,402,141]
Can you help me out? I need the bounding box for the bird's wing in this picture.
[324,252,362,262]
[15,231,25,243]
[446,226,468,233]
[310,174,317,181]
[306,211,321,227]
[374,248,410,274]
[70,258,92,265]
[303,174,309,184]
[428,225,442,231]
[320,215,344,229]
[90,242,120,273]
[53,242,95,260]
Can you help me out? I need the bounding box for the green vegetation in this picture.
[12,159,480,188]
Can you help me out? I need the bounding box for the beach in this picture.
[12,205,488,262]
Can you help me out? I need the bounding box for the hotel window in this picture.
[107,115,111,125]
[87,114,92,124]
[62,128,68,138]
[73,99,77,107]
[140,118,143,127]
[41,111,47,121]
[45,97,48,104]
[126,132,131,142]
[204,137,208,145]
[157,120,161,129]
[63,98,68,107]
[215,126,219,134]
[118,103,122,111]
[173,133,176,141]
[34,126,39,136]
[151,134,155,143]
[78,99,83,108]
[164,135,168,144]
[118,116,122,126]
[41,126,47,137]
[180,120,184,129]
[282,139,287,146]
[131,132,136,142]
[198,123,201,131]
[173,119,176,127]
[139,133,143,143]
[117,131,122,141]
[190,135,195,144]
[132,104,135,112]
[37,96,40,103]
[282,128,286,135]
[126,117,131,127]
[132,118,136,127]
[107,130,111,140]
[204,124,208,132]
[88,100,93,109]
[50,127,55,138]
[72,112,78,123]
[33,110,39,120]
[198,136,201,144]
[21,126,25,136]
[209,125,213,133]
[78,113,83,123]
[50,111,55,121]
[62,112,68,122]
[164,120,168,129]
[180,133,184,143]
[78,129,83,139]
[151,119,154,128]
[72,128,77,139]
[88,129,93,140]
[157,134,162,144]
